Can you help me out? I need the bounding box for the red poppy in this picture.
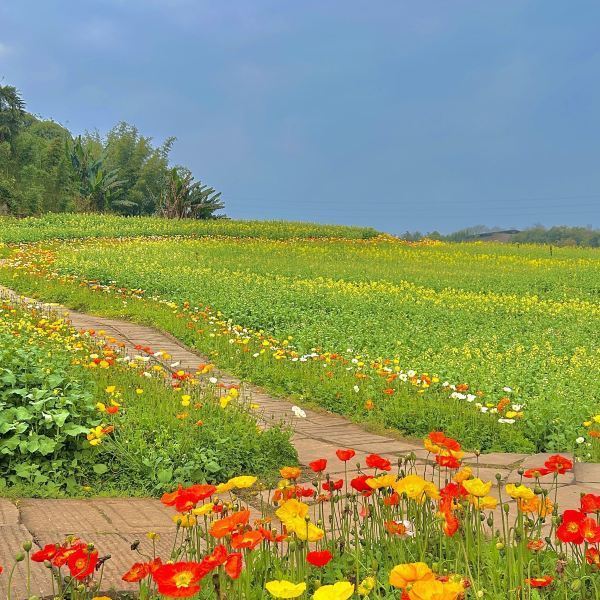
[152,562,206,597]
[385,521,410,536]
[586,547,600,567]
[294,486,315,499]
[525,576,553,588]
[436,455,461,469]
[441,483,468,499]
[544,454,573,474]
[428,431,461,453]
[52,543,85,568]
[556,510,600,544]
[336,449,356,462]
[582,518,600,544]
[67,547,99,580]
[523,468,551,478]
[209,509,251,538]
[122,562,151,583]
[350,474,372,495]
[366,454,392,471]
[383,388,395,395]
[230,530,263,550]
[309,459,327,473]
[557,510,585,544]
[224,553,242,579]
[322,479,344,492]
[197,544,228,579]
[306,550,333,567]
[384,491,400,506]
[441,511,459,537]
[148,558,163,573]
[106,405,119,415]
[31,543,58,562]
[161,484,217,513]
[581,493,600,514]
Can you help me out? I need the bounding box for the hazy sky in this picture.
[2,1,599,233]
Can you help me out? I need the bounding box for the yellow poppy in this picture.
[313,581,355,600]
[265,580,307,599]
[462,478,492,498]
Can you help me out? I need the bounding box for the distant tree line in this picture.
[401,224,600,247]
[0,84,225,219]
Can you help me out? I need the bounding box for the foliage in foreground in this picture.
[0,300,295,496]
[2,435,599,599]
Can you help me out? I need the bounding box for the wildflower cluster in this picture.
[4,432,597,598]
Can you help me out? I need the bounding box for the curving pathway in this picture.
[0,286,598,597]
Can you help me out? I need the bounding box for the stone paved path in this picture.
[0,287,598,598]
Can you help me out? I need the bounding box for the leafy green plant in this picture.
[0,331,100,492]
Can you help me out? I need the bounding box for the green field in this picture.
[1,215,598,455]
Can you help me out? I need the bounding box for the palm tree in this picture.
[157,167,224,219]
[0,85,25,144]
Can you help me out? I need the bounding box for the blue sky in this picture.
[1,0,599,233]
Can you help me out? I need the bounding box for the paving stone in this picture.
[352,440,421,454]
[20,498,112,534]
[0,498,19,526]
[0,525,52,600]
[552,483,600,511]
[574,462,600,484]
[89,498,176,533]
[464,453,530,468]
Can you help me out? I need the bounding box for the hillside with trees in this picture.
[0,84,224,218]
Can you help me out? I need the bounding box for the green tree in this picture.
[67,136,124,212]
[157,167,224,220]
[101,122,174,215]
[0,85,25,145]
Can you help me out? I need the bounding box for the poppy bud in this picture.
[15,552,25,562]
[495,473,502,480]
[487,516,494,527]
[496,541,504,550]
[517,468,524,476]
[22,541,32,552]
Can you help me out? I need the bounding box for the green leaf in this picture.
[51,410,70,427]
[37,436,57,456]
[63,423,89,436]
[204,460,221,474]
[157,468,173,483]
[93,463,108,475]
